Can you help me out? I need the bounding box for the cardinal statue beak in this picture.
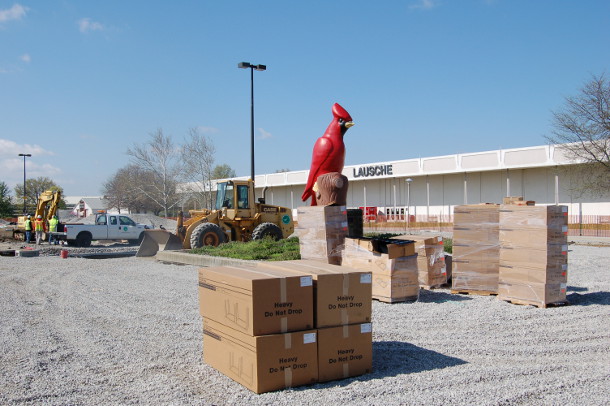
[345,121,355,129]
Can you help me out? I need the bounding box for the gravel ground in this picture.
[0,245,608,405]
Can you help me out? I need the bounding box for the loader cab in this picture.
[215,180,255,220]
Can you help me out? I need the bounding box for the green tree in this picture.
[547,73,610,197]
[0,181,14,218]
[211,164,237,180]
[13,177,66,213]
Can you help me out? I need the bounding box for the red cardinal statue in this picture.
[302,103,354,205]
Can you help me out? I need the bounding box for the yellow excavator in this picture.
[136,179,294,257]
[15,189,62,241]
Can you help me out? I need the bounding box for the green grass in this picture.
[188,234,453,260]
[443,237,453,254]
[189,236,301,261]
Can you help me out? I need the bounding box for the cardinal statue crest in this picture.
[301,103,354,206]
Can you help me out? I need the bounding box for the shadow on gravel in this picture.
[567,285,588,292]
[567,291,610,306]
[371,341,467,376]
[300,341,467,392]
[418,289,473,303]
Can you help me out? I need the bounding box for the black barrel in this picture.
[347,209,363,238]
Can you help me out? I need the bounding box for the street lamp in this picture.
[18,153,32,214]
[405,178,413,230]
[238,61,267,184]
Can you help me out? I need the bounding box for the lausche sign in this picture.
[353,164,393,178]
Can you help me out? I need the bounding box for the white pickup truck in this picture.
[56,213,149,247]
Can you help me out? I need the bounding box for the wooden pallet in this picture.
[451,289,497,296]
[499,297,570,309]
[420,284,449,290]
[373,295,419,304]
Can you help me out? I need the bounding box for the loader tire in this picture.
[252,222,283,241]
[190,223,226,248]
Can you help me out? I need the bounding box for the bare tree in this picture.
[102,165,159,214]
[547,73,610,197]
[180,128,216,210]
[127,129,182,217]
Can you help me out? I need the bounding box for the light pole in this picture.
[238,61,266,184]
[405,178,413,231]
[18,153,32,214]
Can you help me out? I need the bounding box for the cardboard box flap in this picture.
[345,237,415,258]
[200,265,313,291]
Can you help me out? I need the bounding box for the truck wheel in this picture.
[252,222,283,241]
[190,223,226,248]
[76,232,92,247]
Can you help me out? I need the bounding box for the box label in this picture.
[360,273,372,284]
[300,276,313,287]
[361,323,372,333]
[303,333,317,344]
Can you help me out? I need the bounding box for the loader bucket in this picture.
[136,229,184,257]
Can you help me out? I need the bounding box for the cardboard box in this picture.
[198,265,314,336]
[342,238,418,272]
[418,259,447,287]
[255,260,372,328]
[317,323,373,382]
[499,227,568,249]
[342,240,419,302]
[371,272,420,302]
[297,205,348,226]
[502,196,535,205]
[397,235,447,286]
[453,204,500,226]
[499,264,568,284]
[452,258,499,292]
[395,234,442,257]
[497,281,567,306]
[452,243,500,262]
[499,245,568,270]
[202,318,318,394]
[499,205,568,228]
[453,226,500,245]
[503,196,524,204]
[297,206,348,265]
[348,237,416,259]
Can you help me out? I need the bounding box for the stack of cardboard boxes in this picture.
[261,260,372,383]
[396,234,447,288]
[452,204,500,294]
[297,206,349,265]
[198,260,373,394]
[341,237,419,303]
[498,205,569,307]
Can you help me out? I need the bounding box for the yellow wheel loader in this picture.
[136,179,294,257]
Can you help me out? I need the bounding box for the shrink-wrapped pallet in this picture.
[296,206,348,265]
[498,205,569,307]
[452,204,500,294]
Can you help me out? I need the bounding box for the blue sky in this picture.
[1,0,609,196]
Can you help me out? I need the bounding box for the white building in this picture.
[242,144,609,222]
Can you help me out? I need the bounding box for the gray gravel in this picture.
[0,245,608,405]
